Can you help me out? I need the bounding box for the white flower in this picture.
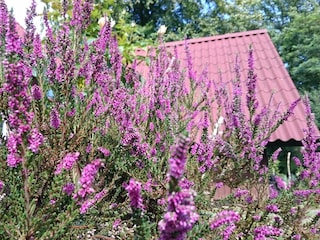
[157,25,167,35]
[98,16,116,29]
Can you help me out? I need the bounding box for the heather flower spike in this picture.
[125,178,144,210]
[169,134,190,180]
[159,133,199,239]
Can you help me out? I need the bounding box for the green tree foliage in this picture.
[276,4,320,90]
[273,1,320,126]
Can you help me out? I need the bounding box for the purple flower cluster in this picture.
[158,189,199,240]
[0,180,3,191]
[75,159,102,199]
[298,97,320,186]
[265,204,279,213]
[246,47,258,113]
[274,175,287,190]
[254,226,282,239]
[294,189,320,198]
[124,178,144,210]
[63,183,75,196]
[3,16,34,167]
[55,152,80,175]
[269,186,279,199]
[50,108,61,129]
[31,85,42,100]
[28,128,44,153]
[6,134,22,167]
[97,147,110,157]
[169,135,190,179]
[234,188,250,198]
[271,148,282,161]
[70,0,93,32]
[179,178,194,190]
[0,1,8,48]
[210,210,240,240]
[79,189,107,214]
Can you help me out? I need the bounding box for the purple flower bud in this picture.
[31,85,42,100]
[169,135,189,179]
[50,108,61,129]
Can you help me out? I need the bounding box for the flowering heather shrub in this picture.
[0,0,319,239]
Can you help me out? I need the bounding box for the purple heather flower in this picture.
[290,207,297,215]
[0,180,4,191]
[292,235,301,240]
[113,219,121,229]
[254,226,282,239]
[234,188,250,198]
[274,175,287,190]
[31,85,42,100]
[294,189,315,198]
[246,47,258,113]
[28,128,44,153]
[32,34,43,63]
[269,186,279,199]
[55,152,80,174]
[7,153,22,168]
[70,0,93,31]
[282,98,301,121]
[272,148,282,161]
[253,215,261,221]
[80,199,95,214]
[97,147,110,157]
[210,210,241,230]
[297,96,320,187]
[293,156,301,166]
[50,108,61,129]
[124,178,144,210]
[310,228,317,234]
[0,1,8,45]
[216,182,224,189]
[158,198,166,206]
[266,204,279,213]
[143,178,153,192]
[24,0,36,49]
[5,15,23,55]
[109,203,118,209]
[4,23,33,166]
[79,189,106,214]
[63,183,75,196]
[168,135,190,179]
[179,178,194,189]
[159,189,199,240]
[86,143,92,153]
[210,210,240,240]
[75,159,102,199]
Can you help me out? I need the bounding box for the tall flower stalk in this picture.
[159,135,199,240]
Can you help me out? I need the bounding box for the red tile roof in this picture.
[136,29,319,145]
[15,22,25,39]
